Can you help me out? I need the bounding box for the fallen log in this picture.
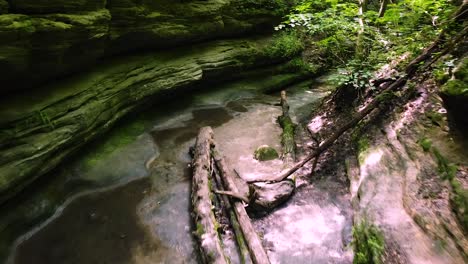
[191,127,228,264]
[211,149,271,264]
[278,90,297,162]
[248,5,467,183]
[210,157,253,264]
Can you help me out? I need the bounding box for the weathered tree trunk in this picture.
[211,157,253,264]
[191,127,228,264]
[356,0,369,58]
[278,91,296,162]
[248,5,467,183]
[378,0,389,17]
[212,150,271,264]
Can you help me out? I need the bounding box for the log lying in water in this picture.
[192,127,271,264]
[211,149,271,264]
[278,90,297,163]
[191,127,228,264]
[210,156,253,264]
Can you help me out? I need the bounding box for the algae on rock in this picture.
[0,0,290,94]
[0,36,303,205]
[254,145,279,161]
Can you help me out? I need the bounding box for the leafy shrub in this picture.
[353,220,385,264]
[418,137,432,152]
[328,60,374,91]
[265,31,304,59]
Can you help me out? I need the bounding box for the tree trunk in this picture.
[378,0,389,17]
[211,157,253,264]
[211,149,271,264]
[191,127,228,264]
[278,91,296,162]
[356,0,369,58]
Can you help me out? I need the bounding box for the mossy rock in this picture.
[254,145,279,161]
[440,57,468,125]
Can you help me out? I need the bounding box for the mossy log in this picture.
[211,149,271,264]
[192,127,271,264]
[278,90,297,163]
[211,157,253,264]
[191,127,228,264]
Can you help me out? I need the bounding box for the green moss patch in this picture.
[441,57,468,97]
[418,137,432,152]
[352,220,385,264]
[431,146,467,232]
[254,145,279,161]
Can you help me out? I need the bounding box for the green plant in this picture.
[265,31,304,59]
[418,137,432,152]
[450,178,468,232]
[432,147,457,181]
[429,147,467,231]
[282,57,318,74]
[329,59,375,91]
[353,220,385,264]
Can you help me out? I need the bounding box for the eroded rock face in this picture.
[0,0,287,93]
[0,36,304,205]
[349,83,468,263]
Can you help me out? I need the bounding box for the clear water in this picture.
[3,78,351,264]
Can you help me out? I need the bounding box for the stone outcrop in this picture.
[0,0,287,94]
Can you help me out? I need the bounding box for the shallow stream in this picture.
[2,77,355,264]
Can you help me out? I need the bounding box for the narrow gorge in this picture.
[0,1,467,264]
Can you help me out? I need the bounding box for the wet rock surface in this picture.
[0,35,307,206]
[2,77,329,263]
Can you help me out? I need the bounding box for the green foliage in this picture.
[275,1,359,68]
[432,56,456,85]
[432,147,457,181]
[425,111,444,126]
[428,147,467,231]
[357,137,370,153]
[450,178,468,232]
[328,60,374,91]
[441,57,468,96]
[282,57,319,74]
[265,31,304,59]
[418,138,432,152]
[275,0,459,93]
[353,220,385,264]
